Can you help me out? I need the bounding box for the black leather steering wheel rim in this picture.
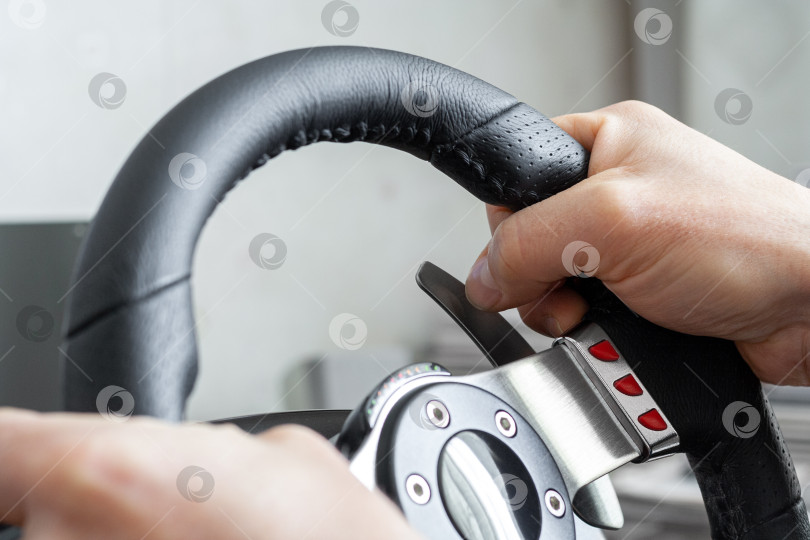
[60,46,808,539]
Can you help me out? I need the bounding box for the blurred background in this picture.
[1,0,809,538]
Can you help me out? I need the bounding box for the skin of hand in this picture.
[465,100,810,386]
[0,408,423,540]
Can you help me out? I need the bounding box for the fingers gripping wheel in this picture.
[60,46,807,539]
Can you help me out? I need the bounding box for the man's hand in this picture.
[466,100,810,385]
[0,408,422,540]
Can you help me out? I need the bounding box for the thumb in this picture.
[465,176,615,312]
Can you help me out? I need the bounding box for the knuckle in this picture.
[586,102,665,174]
[262,424,327,450]
[604,100,662,121]
[51,433,126,503]
[598,101,669,148]
[75,429,141,475]
[261,424,345,465]
[44,429,168,523]
[57,424,164,492]
[585,179,635,227]
[210,421,246,438]
[63,431,112,472]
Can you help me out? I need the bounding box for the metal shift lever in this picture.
[415,261,536,367]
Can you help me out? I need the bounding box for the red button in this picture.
[588,340,619,361]
[613,375,643,396]
[638,409,667,431]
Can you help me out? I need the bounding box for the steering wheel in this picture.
[43,46,808,539]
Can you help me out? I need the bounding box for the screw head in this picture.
[545,489,566,517]
[406,474,431,505]
[495,410,517,438]
[425,400,450,429]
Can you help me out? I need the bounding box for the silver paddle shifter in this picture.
[336,262,679,540]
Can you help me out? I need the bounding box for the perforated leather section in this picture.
[432,103,588,209]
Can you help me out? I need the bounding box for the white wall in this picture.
[0,0,633,420]
[683,0,810,181]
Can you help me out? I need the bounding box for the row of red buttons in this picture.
[588,340,667,432]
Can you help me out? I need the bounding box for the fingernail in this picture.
[544,317,563,337]
[467,257,502,310]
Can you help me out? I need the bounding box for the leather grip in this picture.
[63,46,586,417]
[62,46,807,538]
